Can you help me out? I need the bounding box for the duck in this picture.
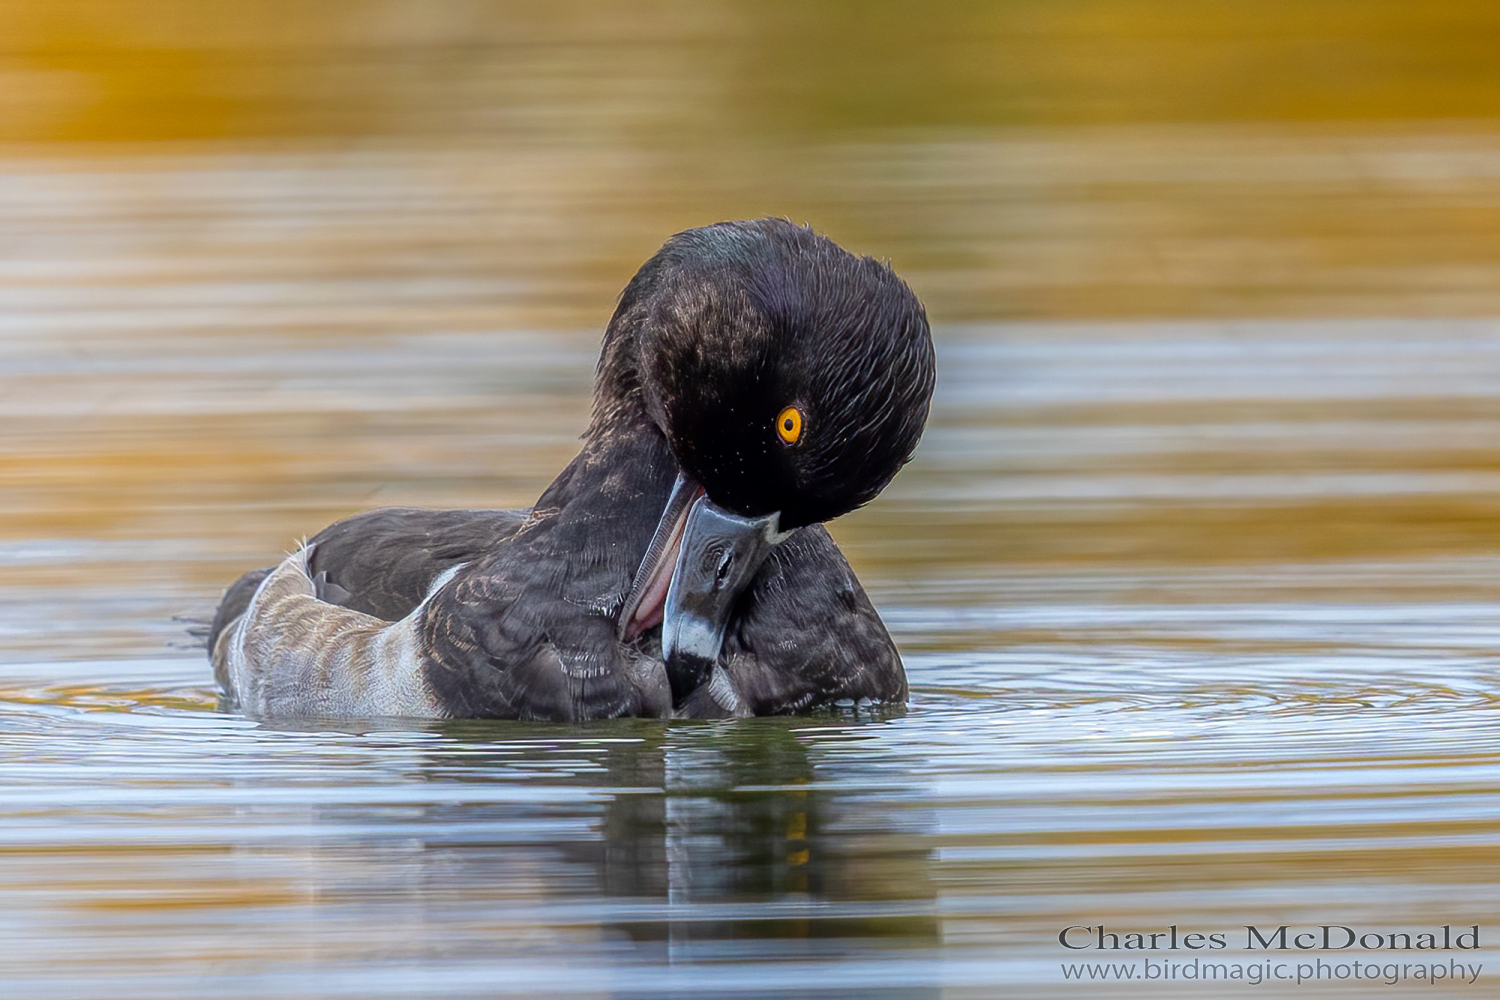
[208,218,935,720]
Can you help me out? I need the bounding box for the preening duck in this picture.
[209,218,935,720]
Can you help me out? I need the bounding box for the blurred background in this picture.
[5,5,1500,998]
[9,0,1500,652]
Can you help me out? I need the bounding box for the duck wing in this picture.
[207,507,527,654]
[303,507,529,620]
[207,507,531,718]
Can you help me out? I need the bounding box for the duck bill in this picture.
[617,472,790,708]
[659,493,789,706]
[618,472,703,645]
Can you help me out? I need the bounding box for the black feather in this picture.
[210,219,931,720]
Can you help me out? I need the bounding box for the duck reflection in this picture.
[426,716,939,982]
[241,714,937,994]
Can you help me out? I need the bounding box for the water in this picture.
[7,6,1500,994]
[5,249,1500,996]
[7,26,1500,976]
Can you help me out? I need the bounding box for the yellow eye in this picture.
[776,406,803,445]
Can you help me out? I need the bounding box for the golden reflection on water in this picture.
[2,3,1500,997]
[8,3,1500,319]
[10,1,1500,141]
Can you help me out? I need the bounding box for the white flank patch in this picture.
[216,548,463,719]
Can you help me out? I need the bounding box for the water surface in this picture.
[6,4,1500,994]
[4,289,1500,995]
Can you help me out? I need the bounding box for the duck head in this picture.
[600,219,935,705]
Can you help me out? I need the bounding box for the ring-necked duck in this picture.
[209,219,935,720]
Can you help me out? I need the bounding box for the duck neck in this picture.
[529,376,680,608]
[572,310,668,503]
[517,298,680,603]
[587,268,670,441]
[539,411,675,513]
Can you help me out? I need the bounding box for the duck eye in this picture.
[776,406,803,446]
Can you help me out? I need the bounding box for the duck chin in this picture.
[618,471,790,707]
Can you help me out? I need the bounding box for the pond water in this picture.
[3,154,1500,998]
